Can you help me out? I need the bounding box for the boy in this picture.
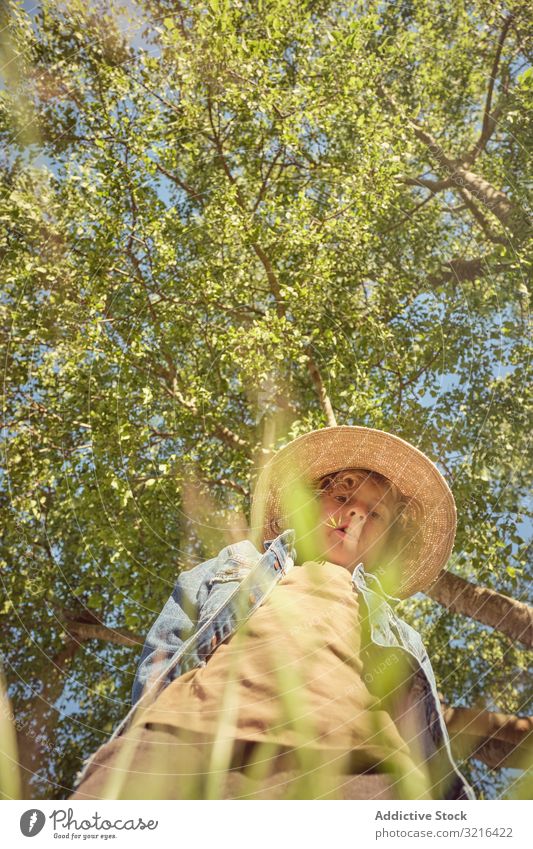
[70,425,475,800]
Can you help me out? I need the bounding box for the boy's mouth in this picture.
[332,521,362,541]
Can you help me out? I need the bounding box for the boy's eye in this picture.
[370,511,382,520]
[335,495,347,503]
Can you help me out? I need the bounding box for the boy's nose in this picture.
[345,505,366,525]
[347,499,367,518]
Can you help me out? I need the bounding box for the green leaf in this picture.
[87,593,104,609]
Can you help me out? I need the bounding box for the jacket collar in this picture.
[351,562,402,606]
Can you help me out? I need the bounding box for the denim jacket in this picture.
[74,529,476,799]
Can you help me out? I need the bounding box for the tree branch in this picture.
[425,571,533,649]
[465,15,514,163]
[455,185,515,242]
[398,176,453,193]
[63,620,143,647]
[305,346,338,427]
[466,736,533,770]
[382,83,529,236]
[440,700,533,769]
[442,702,532,747]
[252,145,284,213]
[154,161,203,202]
[427,255,513,288]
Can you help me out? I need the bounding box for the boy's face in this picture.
[316,474,396,573]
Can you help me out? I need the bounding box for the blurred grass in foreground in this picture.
[0,671,21,799]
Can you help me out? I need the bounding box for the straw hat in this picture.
[249,425,457,598]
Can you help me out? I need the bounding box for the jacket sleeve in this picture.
[131,554,221,706]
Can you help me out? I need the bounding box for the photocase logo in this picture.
[20,809,46,837]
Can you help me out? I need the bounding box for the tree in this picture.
[0,0,531,800]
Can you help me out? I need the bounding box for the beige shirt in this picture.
[132,560,425,778]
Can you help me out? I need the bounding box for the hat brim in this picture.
[249,426,456,598]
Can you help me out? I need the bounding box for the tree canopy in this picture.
[0,0,531,799]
